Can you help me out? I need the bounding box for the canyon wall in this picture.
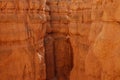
[69,0,91,80]
[45,0,92,80]
[86,0,120,80]
[0,0,46,80]
[0,0,120,80]
[45,0,73,80]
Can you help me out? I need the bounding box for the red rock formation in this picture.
[0,0,46,80]
[86,0,120,80]
[69,0,91,80]
[1,0,120,80]
[85,0,103,80]
[45,0,73,80]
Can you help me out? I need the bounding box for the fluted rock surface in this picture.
[45,0,73,80]
[69,0,91,80]
[0,0,46,80]
[1,0,120,80]
[86,0,120,80]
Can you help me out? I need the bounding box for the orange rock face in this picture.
[0,0,46,80]
[69,0,91,80]
[86,0,120,80]
[0,0,120,80]
[45,0,73,80]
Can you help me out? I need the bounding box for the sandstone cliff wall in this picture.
[86,0,120,80]
[0,0,120,80]
[69,0,91,80]
[0,0,46,80]
[45,0,73,80]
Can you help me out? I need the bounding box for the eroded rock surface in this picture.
[0,0,46,80]
[0,0,120,80]
[69,0,91,80]
[86,0,120,80]
[45,0,73,80]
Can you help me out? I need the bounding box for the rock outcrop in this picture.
[1,0,120,80]
[45,0,73,80]
[69,0,91,80]
[86,0,120,80]
[0,0,46,80]
[85,0,103,80]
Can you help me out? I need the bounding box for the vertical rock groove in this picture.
[45,0,73,80]
[1,0,120,80]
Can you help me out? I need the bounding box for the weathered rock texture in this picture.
[85,0,103,80]
[45,0,73,80]
[0,0,46,80]
[69,0,91,80]
[86,0,120,80]
[0,0,120,80]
